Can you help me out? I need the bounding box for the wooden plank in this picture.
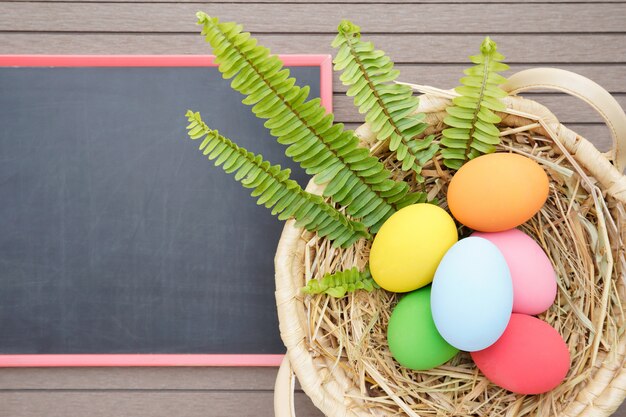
[1,3,624,33]
[333,93,626,124]
[0,381,624,417]
[0,367,278,390]
[0,391,325,417]
[0,3,622,417]
[3,0,622,4]
[337,64,626,94]
[0,389,624,417]
[0,33,624,64]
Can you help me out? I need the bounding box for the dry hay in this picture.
[297,123,626,417]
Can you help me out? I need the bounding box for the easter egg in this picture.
[387,286,459,370]
[447,153,549,232]
[431,237,513,351]
[370,204,458,293]
[473,229,557,315]
[471,313,570,394]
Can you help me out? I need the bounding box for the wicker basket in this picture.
[274,68,626,417]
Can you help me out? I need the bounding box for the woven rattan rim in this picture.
[275,91,626,417]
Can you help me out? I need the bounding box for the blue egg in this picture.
[431,237,513,352]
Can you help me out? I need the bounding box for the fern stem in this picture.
[441,36,509,169]
[210,23,386,207]
[224,42,339,185]
[339,29,425,179]
[196,12,421,232]
[332,21,438,181]
[464,54,492,160]
[186,110,371,247]
[301,266,378,298]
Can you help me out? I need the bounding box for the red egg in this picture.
[470,314,569,395]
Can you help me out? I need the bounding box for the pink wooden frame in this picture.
[0,54,333,367]
[0,55,333,113]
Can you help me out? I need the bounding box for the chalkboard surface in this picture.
[0,62,321,356]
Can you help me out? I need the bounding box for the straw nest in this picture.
[276,89,625,416]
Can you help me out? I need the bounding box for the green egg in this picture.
[387,286,459,370]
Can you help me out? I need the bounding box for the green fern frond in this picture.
[332,20,438,182]
[441,36,509,170]
[196,12,427,232]
[186,110,370,247]
[301,267,378,298]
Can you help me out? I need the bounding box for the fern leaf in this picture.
[196,12,427,232]
[441,36,509,170]
[301,267,378,298]
[186,110,370,247]
[332,20,438,182]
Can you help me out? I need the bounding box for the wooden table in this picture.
[0,0,624,415]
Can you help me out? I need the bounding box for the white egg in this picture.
[431,237,513,352]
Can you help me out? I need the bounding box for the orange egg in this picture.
[447,153,549,232]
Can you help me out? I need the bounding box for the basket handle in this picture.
[274,356,297,417]
[501,68,626,172]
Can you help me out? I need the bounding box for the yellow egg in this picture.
[370,204,458,292]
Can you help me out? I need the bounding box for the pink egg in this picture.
[471,314,570,395]
[472,229,556,315]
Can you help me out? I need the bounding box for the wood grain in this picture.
[0,367,278,390]
[1,33,625,64]
[0,0,624,415]
[3,0,622,4]
[0,390,325,417]
[1,2,624,33]
[334,93,626,124]
[342,65,626,93]
[0,370,622,417]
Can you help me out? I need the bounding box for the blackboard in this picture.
[0,56,330,365]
